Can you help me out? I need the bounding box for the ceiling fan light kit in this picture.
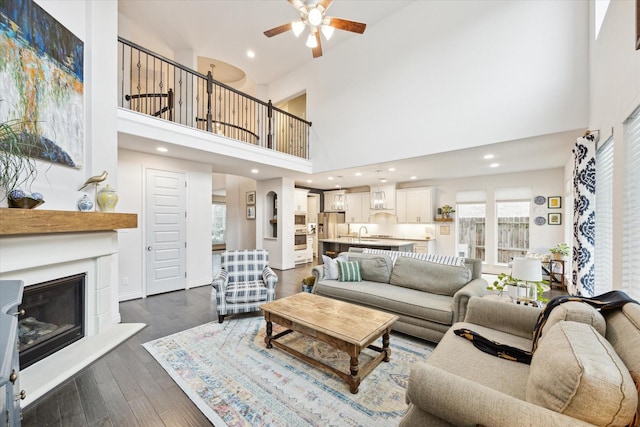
[264,0,367,58]
[291,20,305,36]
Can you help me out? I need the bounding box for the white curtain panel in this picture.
[571,132,598,296]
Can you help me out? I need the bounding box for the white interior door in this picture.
[145,168,186,296]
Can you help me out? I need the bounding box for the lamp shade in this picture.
[511,257,542,282]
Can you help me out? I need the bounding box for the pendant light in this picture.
[332,176,347,211]
[371,170,387,210]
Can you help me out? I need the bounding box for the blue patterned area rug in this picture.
[143,316,434,426]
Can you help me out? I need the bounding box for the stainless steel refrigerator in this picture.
[317,212,345,240]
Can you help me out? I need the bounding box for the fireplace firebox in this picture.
[18,273,85,369]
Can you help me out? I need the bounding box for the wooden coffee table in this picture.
[260,292,398,394]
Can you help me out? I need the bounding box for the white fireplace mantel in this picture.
[0,209,144,406]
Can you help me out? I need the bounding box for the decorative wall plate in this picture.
[534,196,546,205]
[534,216,546,226]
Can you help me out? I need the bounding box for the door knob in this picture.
[147,246,153,251]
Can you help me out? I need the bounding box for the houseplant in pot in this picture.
[549,243,570,261]
[487,272,549,303]
[301,276,315,293]
[0,119,40,206]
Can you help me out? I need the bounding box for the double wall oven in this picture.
[294,231,307,250]
[294,213,308,250]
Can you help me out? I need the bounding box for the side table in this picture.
[543,259,566,290]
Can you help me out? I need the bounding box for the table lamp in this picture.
[511,257,542,303]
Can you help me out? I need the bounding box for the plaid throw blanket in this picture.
[454,290,638,364]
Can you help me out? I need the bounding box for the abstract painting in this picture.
[0,0,83,167]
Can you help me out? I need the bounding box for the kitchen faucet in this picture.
[358,226,368,242]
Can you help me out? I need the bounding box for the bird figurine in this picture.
[78,170,108,190]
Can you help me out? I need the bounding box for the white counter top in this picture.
[319,237,415,247]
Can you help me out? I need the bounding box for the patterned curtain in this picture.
[570,132,598,296]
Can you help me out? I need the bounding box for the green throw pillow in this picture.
[337,260,361,282]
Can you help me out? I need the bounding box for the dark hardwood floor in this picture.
[21,258,318,427]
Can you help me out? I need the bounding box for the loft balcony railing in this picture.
[117,37,311,159]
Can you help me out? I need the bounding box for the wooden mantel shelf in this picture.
[0,209,138,236]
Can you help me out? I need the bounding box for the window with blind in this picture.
[457,204,486,261]
[456,190,486,262]
[495,201,530,264]
[212,203,226,246]
[495,187,532,265]
[595,137,614,295]
[622,106,640,301]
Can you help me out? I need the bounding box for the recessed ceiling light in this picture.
[380,178,388,183]
[355,172,362,176]
[410,176,417,180]
[306,179,312,183]
[490,163,499,168]
[484,154,495,160]
[246,50,255,58]
[156,147,168,152]
[328,176,334,180]
[388,167,395,172]
[251,168,259,174]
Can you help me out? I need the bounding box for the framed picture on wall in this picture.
[246,191,256,205]
[246,205,256,220]
[548,196,562,209]
[548,213,562,225]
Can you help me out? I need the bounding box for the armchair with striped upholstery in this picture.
[212,249,278,323]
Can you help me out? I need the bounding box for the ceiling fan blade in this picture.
[317,0,334,12]
[288,0,306,12]
[312,32,323,58]
[327,17,367,34]
[264,22,292,38]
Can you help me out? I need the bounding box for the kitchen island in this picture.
[319,237,414,256]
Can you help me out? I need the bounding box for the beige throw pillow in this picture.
[526,321,638,426]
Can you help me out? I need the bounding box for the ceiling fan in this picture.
[264,0,367,58]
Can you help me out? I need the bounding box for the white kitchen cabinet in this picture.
[307,236,314,261]
[294,250,307,264]
[294,189,309,212]
[413,240,436,254]
[345,192,370,223]
[397,187,433,223]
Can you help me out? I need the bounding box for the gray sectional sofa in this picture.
[400,297,640,426]
[310,249,488,343]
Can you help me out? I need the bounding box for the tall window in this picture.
[457,204,486,261]
[622,106,640,300]
[456,190,487,262]
[594,137,614,294]
[495,201,530,264]
[212,203,226,246]
[495,187,531,265]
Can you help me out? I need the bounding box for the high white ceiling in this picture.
[118,0,412,86]
[118,1,581,191]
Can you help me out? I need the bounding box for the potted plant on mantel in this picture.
[549,243,570,261]
[0,119,41,207]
